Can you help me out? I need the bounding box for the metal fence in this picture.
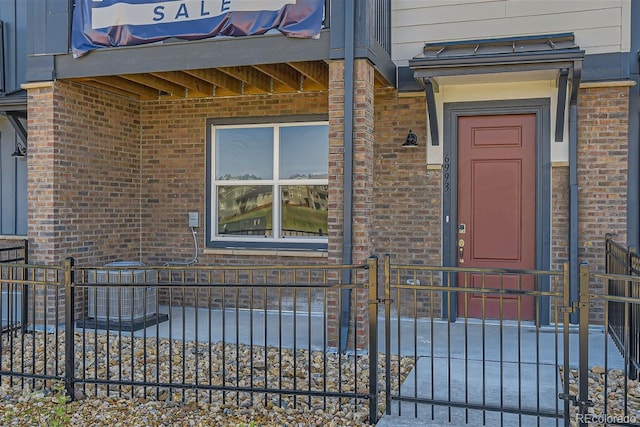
[0,239,27,264]
[0,240,29,333]
[605,234,640,379]
[378,255,570,426]
[2,245,640,425]
[0,257,379,423]
[589,270,640,426]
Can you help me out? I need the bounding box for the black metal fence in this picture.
[0,257,383,423]
[605,234,640,379]
[379,255,570,426]
[0,239,27,264]
[3,244,640,425]
[0,239,29,333]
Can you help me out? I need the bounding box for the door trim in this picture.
[442,99,551,324]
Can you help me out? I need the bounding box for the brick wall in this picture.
[325,59,375,349]
[139,90,329,267]
[547,85,628,324]
[23,76,630,330]
[577,86,628,267]
[28,81,142,265]
[551,166,569,271]
[372,90,440,264]
[372,90,442,317]
[577,85,629,323]
[27,81,142,326]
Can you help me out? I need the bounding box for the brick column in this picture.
[26,80,142,328]
[26,83,58,265]
[327,59,376,350]
[26,82,62,329]
[576,85,629,324]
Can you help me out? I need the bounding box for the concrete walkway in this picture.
[91,306,624,427]
[376,320,623,427]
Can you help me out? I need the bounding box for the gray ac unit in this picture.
[87,262,156,321]
[1,288,21,329]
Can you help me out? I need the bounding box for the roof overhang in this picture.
[408,33,585,144]
[0,90,28,151]
[0,89,27,112]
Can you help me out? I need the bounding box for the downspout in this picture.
[569,63,582,324]
[339,0,355,353]
[627,0,640,249]
[630,60,640,249]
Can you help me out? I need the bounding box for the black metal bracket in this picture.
[557,392,577,404]
[369,298,393,305]
[555,68,569,142]
[423,78,439,146]
[577,398,594,411]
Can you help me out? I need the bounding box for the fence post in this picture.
[21,239,29,330]
[367,255,379,424]
[577,262,591,427]
[384,254,391,416]
[561,261,571,427]
[628,247,638,380]
[64,257,75,400]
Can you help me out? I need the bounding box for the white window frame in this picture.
[209,120,328,249]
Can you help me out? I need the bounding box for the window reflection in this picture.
[215,128,273,180]
[281,185,328,237]
[218,185,273,236]
[280,125,329,179]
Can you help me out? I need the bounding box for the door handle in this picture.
[458,239,465,264]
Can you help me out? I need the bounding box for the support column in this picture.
[327,59,376,350]
[25,82,62,330]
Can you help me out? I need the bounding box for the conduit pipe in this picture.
[339,0,356,353]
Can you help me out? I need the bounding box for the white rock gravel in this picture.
[0,331,414,426]
[561,366,640,426]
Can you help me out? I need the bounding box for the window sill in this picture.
[0,235,27,240]
[202,248,328,258]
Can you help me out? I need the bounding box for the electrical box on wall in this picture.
[188,212,199,227]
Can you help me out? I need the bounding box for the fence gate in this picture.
[0,241,28,333]
[376,255,575,426]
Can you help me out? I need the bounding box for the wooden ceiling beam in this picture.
[76,79,143,100]
[219,66,272,93]
[151,71,214,97]
[120,73,186,97]
[252,64,301,91]
[88,76,158,100]
[183,69,243,95]
[288,61,329,88]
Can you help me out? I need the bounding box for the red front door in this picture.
[456,114,536,320]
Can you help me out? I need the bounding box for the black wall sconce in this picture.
[11,138,26,157]
[6,112,27,157]
[402,129,418,147]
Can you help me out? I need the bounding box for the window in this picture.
[207,120,329,250]
[0,119,27,236]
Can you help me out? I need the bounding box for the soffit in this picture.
[68,60,391,101]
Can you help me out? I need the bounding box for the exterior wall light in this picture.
[11,138,26,157]
[402,129,418,147]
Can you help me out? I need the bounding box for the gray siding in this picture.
[26,0,71,57]
[0,0,29,91]
[0,117,26,235]
[392,0,629,65]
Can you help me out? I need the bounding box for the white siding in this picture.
[392,0,630,65]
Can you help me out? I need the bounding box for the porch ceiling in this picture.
[69,60,391,100]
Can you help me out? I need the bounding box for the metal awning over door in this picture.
[409,33,585,143]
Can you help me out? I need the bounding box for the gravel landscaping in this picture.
[0,331,415,426]
[6,331,640,426]
[561,366,640,426]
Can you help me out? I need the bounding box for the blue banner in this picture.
[72,0,324,58]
